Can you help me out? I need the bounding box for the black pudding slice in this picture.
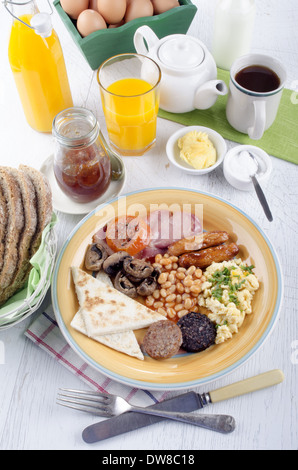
[177,312,216,353]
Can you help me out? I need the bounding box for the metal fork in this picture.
[57,388,235,434]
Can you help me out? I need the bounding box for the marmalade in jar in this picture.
[54,142,111,203]
[52,107,111,203]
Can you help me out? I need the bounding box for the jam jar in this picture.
[52,107,111,203]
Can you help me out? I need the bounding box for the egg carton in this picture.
[54,0,197,70]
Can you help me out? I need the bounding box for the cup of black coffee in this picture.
[226,54,286,140]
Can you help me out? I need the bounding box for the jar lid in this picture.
[158,36,205,70]
[223,145,272,191]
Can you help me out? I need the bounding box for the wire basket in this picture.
[0,224,57,330]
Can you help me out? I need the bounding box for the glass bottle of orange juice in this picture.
[6,0,73,133]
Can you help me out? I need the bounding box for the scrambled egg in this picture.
[178,131,217,170]
[198,259,259,344]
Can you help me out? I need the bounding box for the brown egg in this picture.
[125,0,153,23]
[97,0,126,25]
[89,0,99,11]
[108,20,125,28]
[77,9,107,37]
[151,0,180,15]
[60,0,89,20]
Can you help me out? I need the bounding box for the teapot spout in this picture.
[194,80,228,110]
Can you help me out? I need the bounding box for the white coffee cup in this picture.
[226,54,286,140]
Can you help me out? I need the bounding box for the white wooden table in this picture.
[0,0,297,450]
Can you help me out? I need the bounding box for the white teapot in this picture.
[134,26,228,113]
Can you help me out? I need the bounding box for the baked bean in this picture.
[165,263,173,270]
[161,281,172,289]
[174,303,184,312]
[158,272,168,284]
[167,307,176,318]
[184,298,193,310]
[190,285,201,294]
[166,293,176,303]
[153,301,163,309]
[186,266,196,276]
[176,282,185,293]
[157,307,167,316]
[153,290,160,299]
[145,295,154,306]
[145,253,204,321]
[176,272,185,280]
[167,284,176,294]
[165,301,175,308]
[178,309,188,318]
[195,268,202,278]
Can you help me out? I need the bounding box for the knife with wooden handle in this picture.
[82,369,284,443]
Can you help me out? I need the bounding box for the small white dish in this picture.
[223,145,272,191]
[40,154,126,215]
[166,125,227,175]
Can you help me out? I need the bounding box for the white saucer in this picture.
[40,155,126,215]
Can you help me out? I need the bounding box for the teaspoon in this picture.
[98,129,125,181]
[247,151,273,222]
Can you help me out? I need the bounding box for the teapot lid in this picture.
[158,36,205,70]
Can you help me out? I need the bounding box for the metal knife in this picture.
[82,369,284,443]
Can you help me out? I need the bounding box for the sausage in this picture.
[178,243,239,269]
[167,231,229,257]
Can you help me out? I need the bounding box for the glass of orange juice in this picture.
[97,53,161,156]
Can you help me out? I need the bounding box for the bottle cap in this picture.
[30,13,52,38]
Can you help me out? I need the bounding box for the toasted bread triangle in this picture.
[71,309,144,360]
[71,267,165,337]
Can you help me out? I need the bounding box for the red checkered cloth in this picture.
[25,307,170,406]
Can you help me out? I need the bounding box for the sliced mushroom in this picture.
[152,266,162,279]
[126,273,143,284]
[114,271,137,298]
[136,276,157,296]
[85,243,108,271]
[103,251,132,276]
[123,258,154,280]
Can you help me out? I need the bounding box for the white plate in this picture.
[40,155,126,215]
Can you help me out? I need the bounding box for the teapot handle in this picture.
[134,26,159,55]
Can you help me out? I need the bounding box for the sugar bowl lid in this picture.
[157,36,205,70]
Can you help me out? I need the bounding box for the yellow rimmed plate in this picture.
[51,188,283,390]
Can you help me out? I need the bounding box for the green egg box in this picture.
[53,0,197,70]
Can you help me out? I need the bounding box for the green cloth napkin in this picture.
[0,213,58,324]
[158,68,298,165]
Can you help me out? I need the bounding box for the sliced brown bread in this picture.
[0,187,8,274]
[19,164,52,257]
[0,167,24,295]
[0,168,38,305]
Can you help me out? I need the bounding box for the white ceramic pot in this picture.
[134,25,228,113]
